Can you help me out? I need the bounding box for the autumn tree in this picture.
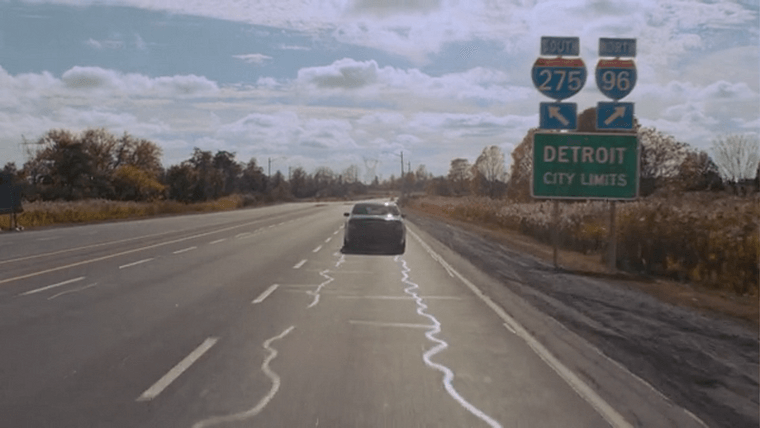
[447,158,472,195]
[506,128,539,201]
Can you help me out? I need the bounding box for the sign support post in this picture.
[607,201,616,270]
[552,200,560,268]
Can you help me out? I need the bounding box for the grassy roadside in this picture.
[404,195,759,328]
[0,195,257,231]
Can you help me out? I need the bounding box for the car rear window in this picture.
[352,204,400,216]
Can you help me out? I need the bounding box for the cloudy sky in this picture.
[0,0,757,180]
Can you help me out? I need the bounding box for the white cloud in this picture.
[233,53,273,64]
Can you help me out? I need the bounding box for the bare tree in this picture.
[474,145,508,198]
[711,134,760,183]
[342,164,360,184]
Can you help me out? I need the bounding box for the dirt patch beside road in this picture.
[405,207,759,428]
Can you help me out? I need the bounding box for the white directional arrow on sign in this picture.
[549,106,570,126]
[604,106,627,125]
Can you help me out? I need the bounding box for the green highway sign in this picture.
[532,132,639,200]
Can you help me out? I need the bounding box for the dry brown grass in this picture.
[407,194,759,297]
[406,194,759,327]
[0,195,251,230]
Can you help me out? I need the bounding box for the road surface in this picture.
[0,202,705,427]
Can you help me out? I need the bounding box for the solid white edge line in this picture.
[293,259,307,269]
[119,258,155,269]
[19,276,86,296]
[409,229,633,428]
[173,246,197,254]
[252,284,280,304]
[137,337,218,402]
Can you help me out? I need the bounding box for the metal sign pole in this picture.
[553,199,560,268]
[607,200,617,270]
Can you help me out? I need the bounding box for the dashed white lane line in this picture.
[19,276,86,296]
[209,239,226,245]
[137,337,218,402]
[173,246,197,254]
[333,230,339,235]
[236,232,252,239]
[409,229,634,428]
[293,259,307,269]
[252,284,280,304]
[48,282,99,300]
[119,258,155,269]
[324,237,332,243]
[192,326,294,428]
[312,245,322,253]
[349,320,433,329]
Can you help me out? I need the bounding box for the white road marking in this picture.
[192,326,294,428]
[173,246,197,254]
[312,245,322,253]
[236,232,252,239]
[0,217,280,285]
[337,295,462,300]
[19,276,86,296]
[119,258,155,269]
[306,270,334,308]
[397,256,503,428]
[48,282,99,300]
[293,259,307,269]
[333,230,339,235]
[209,238,226,245]
[349,320,433,329]
[324,237,332,243]
[137,337,218,402]
[252,284,280,304]
[409,229,634,428]
[36,237,60,241]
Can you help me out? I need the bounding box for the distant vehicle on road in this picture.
[343,202,406,254]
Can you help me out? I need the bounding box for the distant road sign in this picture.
[599,38,637,57]
[532,57,587,101]
[540,102,577,130]
[595,58,636,100]
[597,102,634,130]
[532,132,639,200]
[0,173,22,215]
[541,36,580,56]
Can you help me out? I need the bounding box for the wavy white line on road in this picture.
[396,256,502,428]
[408,229,636,428]
[306,270,334,308]
[192,326,295,428]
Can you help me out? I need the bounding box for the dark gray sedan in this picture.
[343,202,406,254]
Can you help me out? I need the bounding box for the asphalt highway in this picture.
[0,201,706,427]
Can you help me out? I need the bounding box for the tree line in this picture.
[1,128,393,204]
[2,115,757,205]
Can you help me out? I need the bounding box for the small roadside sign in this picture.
[541,36,580,56]
[532,57,587,101]
[599,38,637,57]
[540,102,577,130]
[596,102,634,130]
[532,132,639,200]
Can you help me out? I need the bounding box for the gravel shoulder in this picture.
[406,208,759,428]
